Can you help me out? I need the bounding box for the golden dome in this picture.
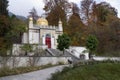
[36,18,48,26]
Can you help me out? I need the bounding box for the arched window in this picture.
[46,34,51,38]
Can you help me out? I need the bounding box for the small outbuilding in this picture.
[68,46,89,60]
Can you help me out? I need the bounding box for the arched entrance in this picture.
[45,34,51,48]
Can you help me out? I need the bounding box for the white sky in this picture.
[8,0,120,18]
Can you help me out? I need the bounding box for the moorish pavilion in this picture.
[22,17,63,49]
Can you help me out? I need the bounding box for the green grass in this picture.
[49,63,120,80]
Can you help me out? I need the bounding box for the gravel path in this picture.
[0,65,68,80]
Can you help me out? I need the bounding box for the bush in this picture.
[57,61,65,65]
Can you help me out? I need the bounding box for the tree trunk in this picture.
[89,51,92,59]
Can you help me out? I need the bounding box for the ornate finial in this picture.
[59,18,62,24]
[29,17,33,21]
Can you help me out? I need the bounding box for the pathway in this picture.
[0,65,68,80]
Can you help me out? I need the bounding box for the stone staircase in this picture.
[46,49,63,56]
[46,48,80,63]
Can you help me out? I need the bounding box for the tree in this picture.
[104,15,120,53]
[72,3,80,14]
[0,0,10,56]
[86,35,98,59]
[7,16,27,44]
[43,0,69,12]
[0,0,9,36]
[89,2,119,55]
[0,0,9,16]
[0,15,10,36]
[43,0,70,29]
[67,3,86,46]
[91,2,118,24]
[67,13,85,46]
[46,6,67,26]
[20,44,33,56]
[57,34,71,54]
[80,0,93,24]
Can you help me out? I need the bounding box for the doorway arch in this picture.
[45,34,51,48]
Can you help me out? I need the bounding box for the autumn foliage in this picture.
[0,0,120,56]
[44,0,120,56]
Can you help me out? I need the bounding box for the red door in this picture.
[45,37,51,48]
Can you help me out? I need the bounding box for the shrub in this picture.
[57,61,65,65]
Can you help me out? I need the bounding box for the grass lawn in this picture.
[49,63,120,80]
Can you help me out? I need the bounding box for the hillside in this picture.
[9,12,27,21]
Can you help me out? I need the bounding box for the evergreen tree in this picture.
[86,35,98,59]
[0,0,9,36]
[0,0,10,56]
[0,0,9,16]
[57,34,71,54]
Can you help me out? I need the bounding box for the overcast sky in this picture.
[8,0,120,18]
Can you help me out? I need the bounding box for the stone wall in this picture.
[0,57,71,68]
[93,56,120,61]
[11,44,48,56]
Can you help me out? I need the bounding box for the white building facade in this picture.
[22,17,63,49]
[68,46,89,60]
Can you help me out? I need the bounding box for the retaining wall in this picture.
[0,57,71,68]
